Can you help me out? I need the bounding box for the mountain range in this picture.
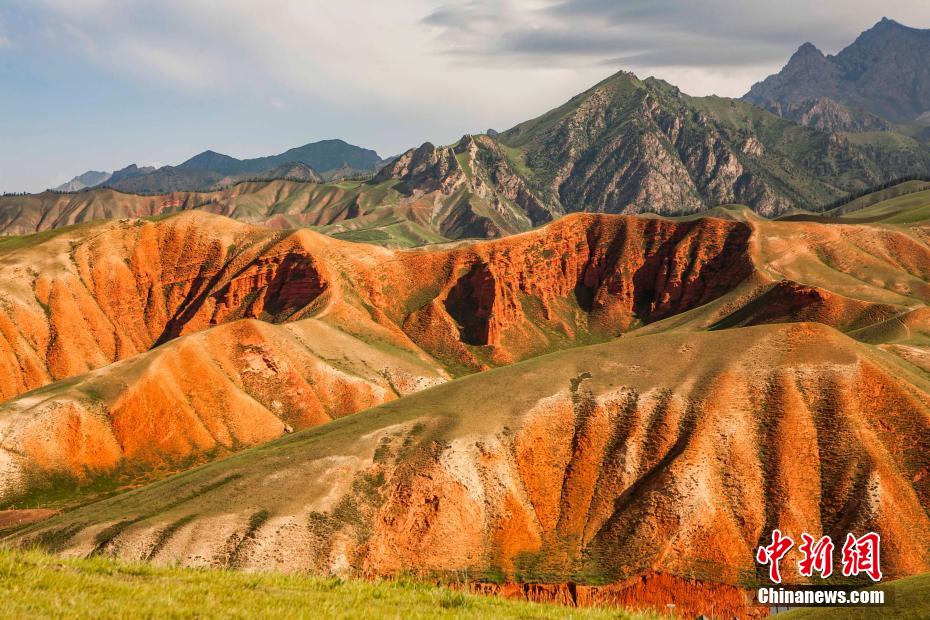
[745,18,930,133]
[5,74,923,245]
[52,139,385,194]
[12,19,924,243]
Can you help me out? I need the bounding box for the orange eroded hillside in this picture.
[0,210,757,503]
[9,324,930,616]
[7,209,930,506]
[0,211,930,504]
[0,210,754,402]
[0,318,446,504]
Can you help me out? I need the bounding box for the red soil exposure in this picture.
[470,573,766,619]
[0,213,335,399]
[0,211,753,401]
[395,214,753,366]
[163,251,328,341]
[0,318,446,501]
[348,326,930,585]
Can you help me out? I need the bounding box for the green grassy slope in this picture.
[835,188,930,223]
[0,548,650,620]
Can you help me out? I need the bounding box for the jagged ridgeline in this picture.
[3,72,928,244]
[373,70,928,231]
[744,18,930,129]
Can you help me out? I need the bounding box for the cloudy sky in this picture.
[3,1,930,192]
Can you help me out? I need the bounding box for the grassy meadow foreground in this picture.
[3,547,930,620]
[0,548,651,619]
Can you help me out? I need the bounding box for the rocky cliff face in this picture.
[745,18,930,125]
[374,142,465,194]
[379,72,926,225]
[398,214,752,368]
[374,135,557,238]
[759,97,894,133]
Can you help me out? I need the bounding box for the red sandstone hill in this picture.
[0,211,757,505]
[0,209,751,403]
[0,318,447,504]
[8,323,930,618]
[5,207,930,507]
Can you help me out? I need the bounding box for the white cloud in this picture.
[423,0,930,96]
[14,0,930,152]
[18,0,613,153]
[27,1,930,105]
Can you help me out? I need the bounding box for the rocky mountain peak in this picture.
[870,16,908,32]
[744,18,930,124]
[373,141,463,194]
[790,41,825,62]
